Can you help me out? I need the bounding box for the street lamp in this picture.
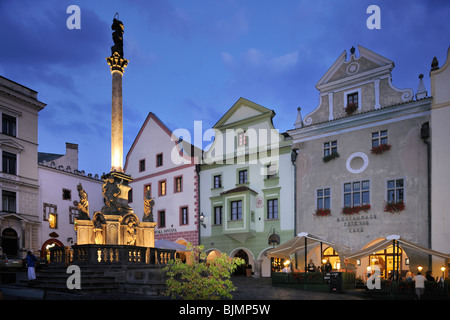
[418,265,423,273]
[441,266,446,278]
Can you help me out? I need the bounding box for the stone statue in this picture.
[74,183,90,220]
[111,13,124,57]
[143,188,155,222]
[93,212,106,245]
[124,215,138,245]
[101,176,132,215]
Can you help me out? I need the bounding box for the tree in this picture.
[163,243,245,300]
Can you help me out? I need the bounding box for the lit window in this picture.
[49,213,58,229]
[159,180,166,196]
[175,176,183,193]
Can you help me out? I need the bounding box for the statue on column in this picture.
[74,183,90,220]
[143,188,155,222]
[111,13,124,57]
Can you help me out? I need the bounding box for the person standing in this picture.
[26,251,37,285]
[413,272,427,300]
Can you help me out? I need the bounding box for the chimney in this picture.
[65,142,79,170]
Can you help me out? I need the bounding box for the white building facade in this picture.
[38,142,103,259]
[0,76,46,259]
[124,112,200,247]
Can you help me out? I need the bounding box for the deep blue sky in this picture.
[1,0,449,175]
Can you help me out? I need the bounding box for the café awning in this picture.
[154,239,188,251]
[344,235,450,260]
[267,232,352,258]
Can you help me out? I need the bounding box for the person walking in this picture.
[26,251,37,285]
[413,272,426,300]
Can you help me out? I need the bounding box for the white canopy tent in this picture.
[267,232,352,272]
[344,235,450,261]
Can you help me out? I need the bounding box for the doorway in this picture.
[233,249,249,276]
[1,228,19,257]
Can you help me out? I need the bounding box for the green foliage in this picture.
[162,243,245,300]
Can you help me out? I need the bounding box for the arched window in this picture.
[323,247,340,270]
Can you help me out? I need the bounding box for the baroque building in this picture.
[38,142,103,260]
[0,76,46,258]
[124,112,201,247]
[287,45,435,279]
[199,98,295,277]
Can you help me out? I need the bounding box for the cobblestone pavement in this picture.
[1,272,371,300]
[231,276,370,300]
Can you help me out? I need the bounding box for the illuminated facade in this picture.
[199,98,295,277]
[0,75,46,258]
[288,45,438,279]
[38,143,103,259]
[124,112,201,247]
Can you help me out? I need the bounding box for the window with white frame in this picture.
[267,199,278,219]
[372,130,388,148]
[214,206,222,225]
[317,188,331,210]
[344,180,370,207]
[323,141,337,158]
[387,179,404,203]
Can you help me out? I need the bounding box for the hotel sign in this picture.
[336,214,377,233]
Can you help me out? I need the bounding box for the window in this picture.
[347,92,358,108]
[62,188,71,201]
[230,200,242,220]
[159,180,166,196]
[267,199,278,219]
[387,179,404,203]
[2,151,16,175]
[2,190,16,212]
[214,206,222,225]
[238,170,248,184]
[128,188,133,203]
[2,114,16,137]
[43,203,57,221]
[323,141,337,158]
[144,184,152,197]
[174,176,183,193]
[69,206,78,224]
[48,213,58,229]
[156,153,163,167]
[139,159,145,172]
[344,180,370,207]
[180,206,188,225]
[158,210,166,228]
[237,132,247,146]
[317,188,331,210]
[372,130,388,148]
[266,164,278,179]
[213,175,222,188]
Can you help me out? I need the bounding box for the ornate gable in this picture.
[302,45,414,126]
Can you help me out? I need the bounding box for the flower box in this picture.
[384,201,405,213]
[341,204,371,215]
[371,143,391,155]
[322,152,340,163]
[314,208,331,217]
[344,103,358,115]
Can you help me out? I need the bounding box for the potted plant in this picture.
[384,201,405,213]
[246,264,253,277]
[371,143,391,155]
[344,103,358,115]
[314,208,331,217]
[322,152,340,163]
[341,204,371,215]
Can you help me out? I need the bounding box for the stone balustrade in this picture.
[49,244,175,266]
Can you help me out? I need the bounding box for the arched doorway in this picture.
[1,228,19,257]
[233,249,249,276]
[368,245,403,279]
[323,246,340,270]
[41,239,64,262]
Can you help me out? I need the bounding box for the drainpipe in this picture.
[195,164,201,245]
[420,122,432,270]
[291,148,299,269]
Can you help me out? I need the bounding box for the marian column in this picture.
[106,14,128,172]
